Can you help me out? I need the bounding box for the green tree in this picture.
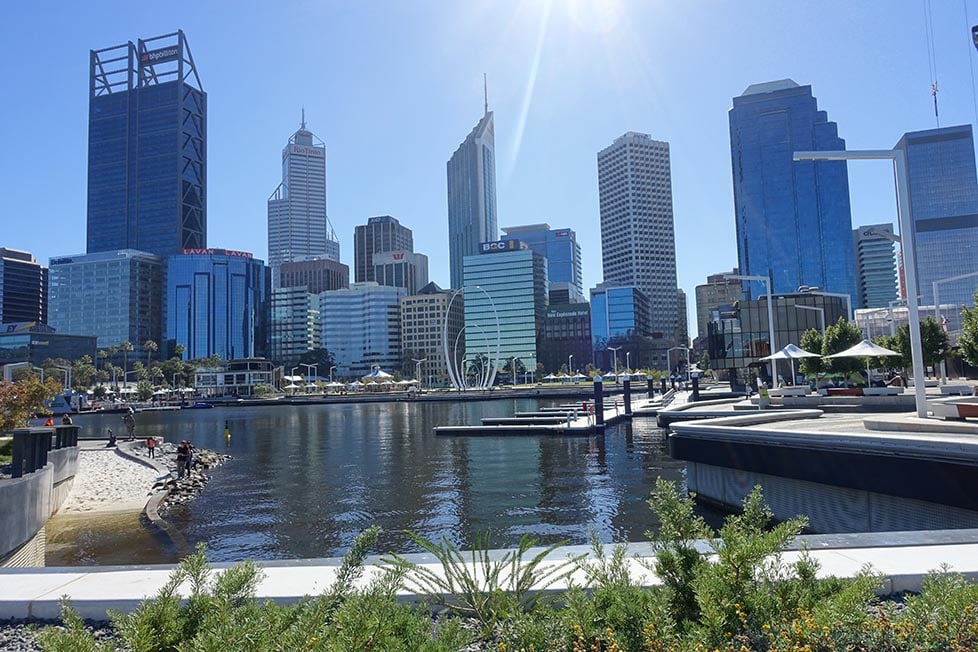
[143,339,158,367]
[821,317,864,374]
[895,317,949,369]
[0,373,63,432]
[699,350,711,371]
[119,341,134,375]
[798,328,824,376]
[871,334,907,369]
[71,355,98,391]
[173,343,185,360]
[960,292,978,367]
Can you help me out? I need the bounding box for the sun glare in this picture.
[566,0,625,34]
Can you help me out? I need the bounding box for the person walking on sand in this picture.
[176,440,189,478]
[146,436,157,459]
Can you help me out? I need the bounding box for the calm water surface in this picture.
[54,398,707,563]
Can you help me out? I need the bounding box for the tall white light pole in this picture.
[625,351,631,372]
[412,358,427,389]
[795,148,926,418]
[329,365,337,383]
[568,354,574,376]
[725,273,777,385]
[607,346,621,381]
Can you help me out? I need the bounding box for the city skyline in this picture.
[5,1,978,327]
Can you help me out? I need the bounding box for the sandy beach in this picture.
[58,448,163,514]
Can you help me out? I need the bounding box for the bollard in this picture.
[593,377,605,426]
[623,379,632,415]
[691,376,700,402]
[647,378,654,399]
[661,378,668,394]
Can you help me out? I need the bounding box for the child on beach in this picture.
[146,436,157,459]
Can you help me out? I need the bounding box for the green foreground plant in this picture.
[40,483,978,651]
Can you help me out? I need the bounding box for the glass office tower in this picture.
[0,248,48,325]
[87,31,206,256]
[729,80,857,305]
[501,224,583,302]
[166,250,269,360]
[320,282,406,378]
[896,125,978,308]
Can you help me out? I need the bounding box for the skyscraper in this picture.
[0,248,47,325]
[694,270,742,341]
[895,124,978,308]
[502,224,584,302]
[354,216,428,294]
[597,132,678,338]
[729,79,857,305]
[447,102,497,289]
[320,282,406,378]
[852,224,898,309]
[87,31,206,257]
[267,113,339,286]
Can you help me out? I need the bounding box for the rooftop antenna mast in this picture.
[301,106,306,130]
[484,73,488,115]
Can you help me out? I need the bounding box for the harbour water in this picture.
[49,397,711,564]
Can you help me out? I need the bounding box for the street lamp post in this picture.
[511,357,520,387]
[329,365,337,383]
[54,365,72,391]
[568,354,574,376]
[300,363,317,392]
[412,358,427,389]
[725,273,777,385]
[794,148,926,418]
[625,351,631,372]
[607,346,622,382]
[932,270,978,384]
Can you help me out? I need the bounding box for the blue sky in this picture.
[3,0,978,324]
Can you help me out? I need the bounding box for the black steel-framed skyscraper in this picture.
[87,30,206,256]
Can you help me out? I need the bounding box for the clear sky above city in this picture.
[3,0,978,323]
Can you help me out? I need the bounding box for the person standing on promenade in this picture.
[61,413,73,425]
[176,441,189,478]
[122,408,136,441]
[146,436,157,459]
[44,416,55,426]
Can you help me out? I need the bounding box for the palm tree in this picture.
[144,340,158,367]
[119,341,134,377]
[174,344,185,360]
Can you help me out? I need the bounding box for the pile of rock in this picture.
[128,440,230,516]
[0,617,115,651]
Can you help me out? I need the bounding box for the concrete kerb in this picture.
[3,530,978,620]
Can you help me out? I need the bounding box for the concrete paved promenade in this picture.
[2,530,978,620]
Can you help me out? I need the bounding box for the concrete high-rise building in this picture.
[279,258,349,294]
[0,248,47,325]
[896,124,978,308]
[165,249,269,360]
[597,132,678,338]
[269,287,321,366]
[501,224,583,302]
[49,250,164,353]
[320,282,405,378]
[87,31,206,257]
[447,107,497,289]
[852,224,898,309]
[399,282,463,386]
[462,241,547,375]
[539,303,592,374]
[267,114,339,286]
[729,80,857,305]
[694,269,742,340]
[354,216,428,294]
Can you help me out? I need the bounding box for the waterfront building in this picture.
[729,80,857,305]
[0,249,47,325]
[0,322,97,367]
[194,358,274,397]
[589,283,650,371]
[501,224,583,301]
[852,224,898,309]
[48,250,164,354]
[539,303,592,373]
[269,286,321,366]
[87,31,206,257]
[165,249,270,360]
[447,107,497,289]
[707,292,848,386]
[354,216,412,279]
[267,115,339,286]
[895,124,978,308]
[400,282,463,386]
[320,282,405,378]
[695,270,742,341]
[597,132,678,338]
[856,304,962,341]
[462,242,547,378]
[278,258,349,294]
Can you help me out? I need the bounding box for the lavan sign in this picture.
[479,240,521,254]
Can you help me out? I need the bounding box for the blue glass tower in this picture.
[895,125,978,308]
[87,31,206,257]
[501,224,583,301]
[729,80,857,305]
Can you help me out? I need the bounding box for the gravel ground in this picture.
[0,618,116,651]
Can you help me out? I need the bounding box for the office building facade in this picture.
[0,322,97,367]
[165,249,269,361]
[447,110,497,289]
[590,284,650,371]
[0,248,47,325]
[462,243,547,376]
[269,286,321,366]
[729,80,857,305]
[267,115,339,285]
[539,303,592,374]
[852,224,898,309]
[354,216,413,281]
[278,258,349,294]
[694,269,742,340]
[320,282,406,378]
[49,250,164,353]
[87,31,206,257]
[400,282,463,386]
[597,132,678,338]
[896,125,978,308]
[502,224,583,301]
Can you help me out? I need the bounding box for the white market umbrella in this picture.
[827,339,901,384]
[543,374,558,381]
[283,383,300,390]
[761,343,820,386]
